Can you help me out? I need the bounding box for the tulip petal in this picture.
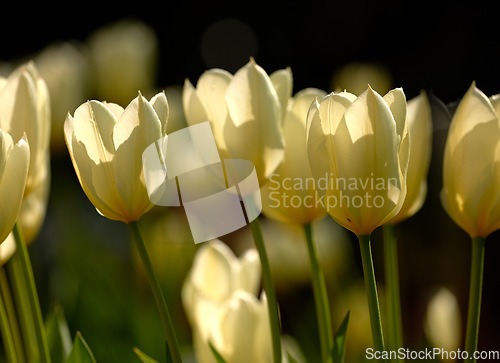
[72,100,117,164]
[102,102,125,120]
[442,84,500,237]
[391,91,432,223]
[217,291,259,363]
[150,92,169,135]
[69,133,125,221]
[193,69,232,152]
[335,88,401,234]
[190,241,234,302]
[238,249,261,296]
[270,67,293,118]
[306,98,330,185]
[225,59,284,181]
[0,68,39,180]
[183,78,208,126]
[0,134,29,243]
[113,94,161,220]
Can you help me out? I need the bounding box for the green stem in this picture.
[12,222,50,363]
[7,254,37,362]
[303,223,333,362]
[0,283,17,363]
[128,221,182,363]
[382,224,403,361]
[358,234,385,356]
[0,267,25,362]
[464,237,485,363]
[249,218,282,363]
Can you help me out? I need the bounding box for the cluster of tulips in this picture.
[0,35,498,363]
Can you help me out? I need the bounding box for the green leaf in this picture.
[66,332,96,363]
[331,311,350,363]
[209,341,227,363]
[133,347,159,363]
[45,303,72,363]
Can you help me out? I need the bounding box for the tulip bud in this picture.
[0,62,51,243]
[441,83,500,238]
[182,240,282,363]
[0,130,30,244]
[65,92,169,223]
[261,88,327,225]
[306,86,409,236]
[390,91,432,224]
[183,58,291,184]
[0,62,50,197]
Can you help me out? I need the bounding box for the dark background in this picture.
[1,1,499,362]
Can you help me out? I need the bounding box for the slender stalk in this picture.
[12,222,50,363]
[303,223,333,362]
[0,286,17,363]
[249,218,282,363]
[128,221,182,363]
[7,254,37,362]
[464,237,485,363]
[382,224,403,360]
[0,267,25,362]
[358,234,385,356]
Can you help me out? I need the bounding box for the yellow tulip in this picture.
[183,240,283,363]
[0,62,51,243]
[441,83,500,238]
[306,86,409,236]
[390,91,432,224]
[0,130,30,244]
[64,92,169,223]
[183,58,290,184]
[261,88,327,225]
[0,62,50,197]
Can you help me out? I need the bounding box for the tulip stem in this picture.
[7,253,38,361]
[303,223,333,362]
[129,221,182,363]
[464,236,485,363]
[0,267,25,362]
[358,234,385,356]
[12,222,51,363]
[382,224,403,360]
[249,218,282,363]
[0,285,17,363]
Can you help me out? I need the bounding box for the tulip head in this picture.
[182,240,272,363]
[0,130,30,244]
[65,92,169,223]
[0,62,50,197]
[441,83,500,238]
[183,58,291,184]
[306,86,409,236]
[261,88,327,225]
[390,91,432,224]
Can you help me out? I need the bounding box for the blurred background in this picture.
[1,1,499,362]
